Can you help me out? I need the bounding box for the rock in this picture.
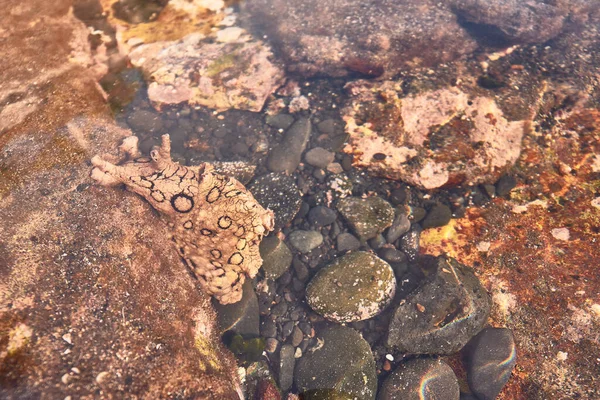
[288,230,324,253]
[451,0,567,43]
[279,344,296,391]
[306,252,396,323]
[291,326,304,347]
[368,234,387,250]
[261,318,278,338]
[214,280,260,336]
[377,358,460,400]
[389,188,407,205]
[267,117,312,173]
[308,206,337,227]
[465,328,517,400]
[295,325,377,400]
[343,83,530,189]
[337,197,395,240]
[211,161,257,185]
[305,147,335,169]
[378,248,407,265]
[387,256,491,354]
[126,108,164,134]
[0,2,239,396]
[386,213,411,243]
[242,0,477,78]
[336,233,361,252]
[421,204,452,229]
[260,236,293,280]
[398,230,421,262]
[495,175,517,197]
[266,113,295,130]
[409,206,427,223]
[250,173,302,230]
[129,32,285,111]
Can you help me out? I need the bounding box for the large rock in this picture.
[386,256,491,354]
[242,0,478,78]
[306,252,396,323]
[129,32,285,111]
[378,358,460,400]
[465,327,517,400]
[343,82,530,189]
[0,2,239,397]
[451,0,597,44]
[295,325,377,400]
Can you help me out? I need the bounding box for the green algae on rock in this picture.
[306,251,396,323]
[336,196,395,240]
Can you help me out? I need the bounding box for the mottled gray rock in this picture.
[266,113,295,130]
[126,109,164,134]
[337,197,395,240]
[336,232,361,252]
[308,206,337,227]
[214,280,260,337]
[451,0,567,43]
[279,344,295,391]
[378,358,459,400]
[465,328,517,400]
[387,256,491,354]
[399,230,420,262]
[267,118,312,173]
[211,161,257,185]
[386,212,411,243]
[295,325,377,400]
[260,236,293,279]
[242,0,477,78]
[306,252,396,322]
[288,230,323,253]
[250,173,302,230]
[305,147,335,169]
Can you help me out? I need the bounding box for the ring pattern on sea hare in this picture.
[91,134,274,304]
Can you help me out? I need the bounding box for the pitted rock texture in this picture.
[343,82,530,189]
[91,134,274,304]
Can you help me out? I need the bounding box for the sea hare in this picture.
[91,134,274,304]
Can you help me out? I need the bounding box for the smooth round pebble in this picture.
[337,196,395,240]
[465,327,517,400]
[378,358,459,400]
[336,232,361,252]
[421,204,452,229]
[306,251,396,322]
[288,230,324,253]
[305,147,335,169]
[260,236,293,279]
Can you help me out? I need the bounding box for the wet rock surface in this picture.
[378,358,460,400]
[288,230,324,254]
[343,82,533,189]
[267,117,312,174]
[306,252,396,323]
[260,236,293,280]
[250,172,302,230]
[337,197,395,240]
[465,327,517,400]
[214,280,260,336]
[295,325,377,400]
[242,0,478,78]
[387,256,491,354]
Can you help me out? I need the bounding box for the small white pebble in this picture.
[477,241,491,252]
[591,304,600,317]
[71,367,80,374]
[294,347,303,358]
[557,351,568,361]
[551,227,570,241]
[591,197,600,210]
[96,371,109,384]
[385,354,394,362]
[62,333,72,345]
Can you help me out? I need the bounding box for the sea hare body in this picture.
[91,135,274,304]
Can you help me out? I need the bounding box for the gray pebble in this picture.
[266,113,295,130]
[288,230,323,253]
[378,247,407,264]
[422,204,452,229]
[336,232,361,252]
[279,344,295,391]
[267,118,311,173]
[291,326,304,347]
[305,147,335,169]
[308,206,337,227]
[386,213,411,243]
